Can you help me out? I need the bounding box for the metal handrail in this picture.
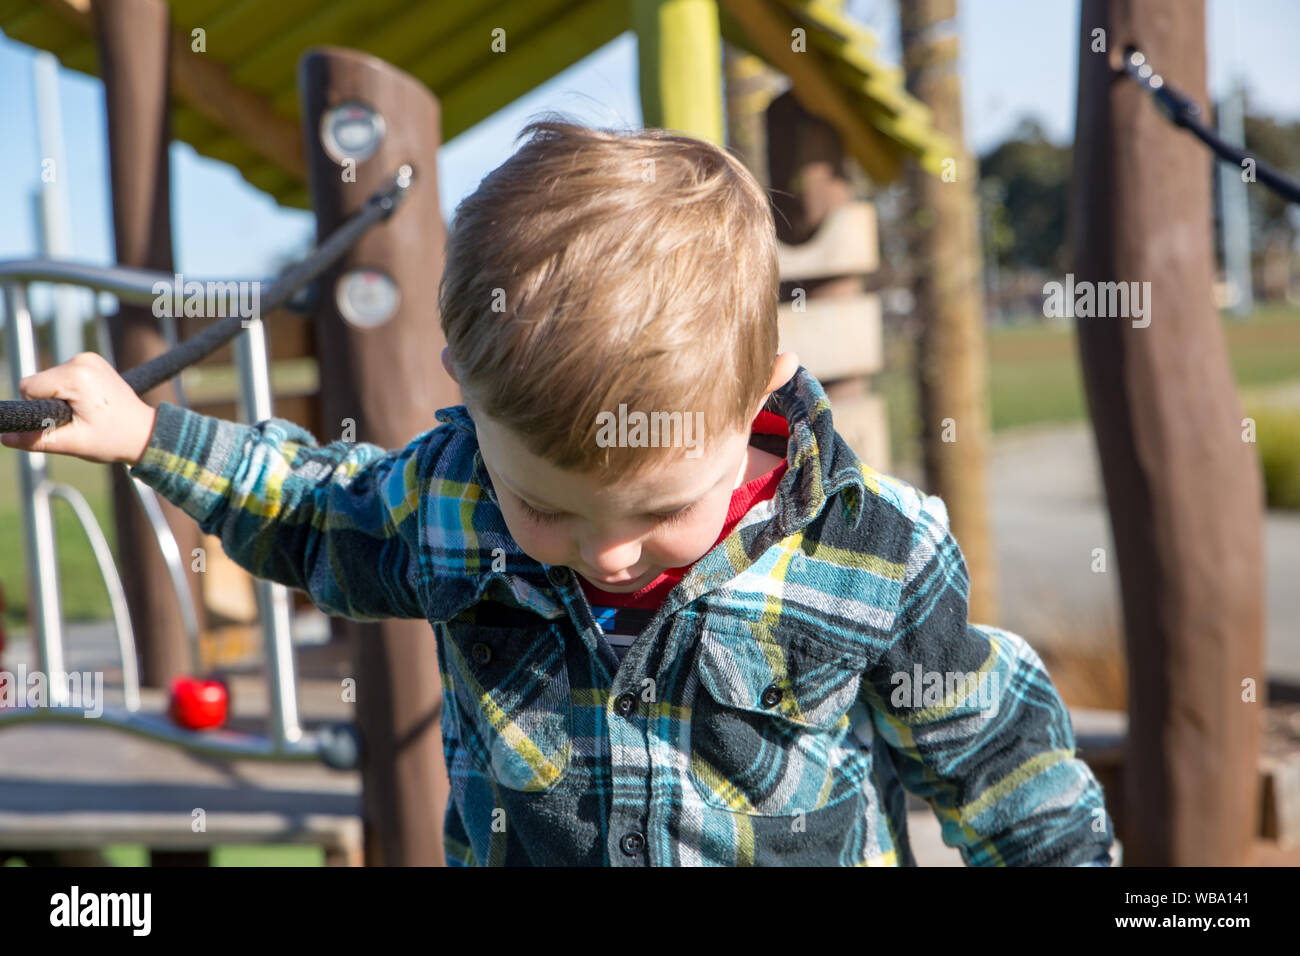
[42,481,141,712]
[0,259,264,306]
[126,471,202,673]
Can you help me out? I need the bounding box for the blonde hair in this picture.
[439,119,780,478]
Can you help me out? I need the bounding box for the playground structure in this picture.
[0,0,959,866]
[0,0,1292,866]
[0,168,410,763]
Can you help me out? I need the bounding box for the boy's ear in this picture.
[440,347,459,384]
[754,351,799,416]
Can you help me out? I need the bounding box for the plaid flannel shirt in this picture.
[128,365,1115,866]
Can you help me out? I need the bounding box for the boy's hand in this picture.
[0,352,158,465]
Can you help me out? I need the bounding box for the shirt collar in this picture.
[764,365,869,533]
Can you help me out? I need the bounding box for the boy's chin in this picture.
[577,567,659,592]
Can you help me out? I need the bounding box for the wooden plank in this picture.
[827,391,888,471]
[1261,756,1300,847]
[776,200,878,280]
[778,293,881,380]
[0,721,361,854]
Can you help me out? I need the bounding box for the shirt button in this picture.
[548,567,569,588]
[620,831,646,856]
[615,693,637,717]
[471,642,492,665]
[761,683,784,707]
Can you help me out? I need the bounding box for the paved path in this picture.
[897,423,1300,683]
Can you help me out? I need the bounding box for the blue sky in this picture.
[0,0,1297,297]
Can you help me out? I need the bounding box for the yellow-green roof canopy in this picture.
[0,0,956,209]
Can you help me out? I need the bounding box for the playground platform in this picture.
[0,616,363,865]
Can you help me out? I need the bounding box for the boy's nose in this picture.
[579,535,642,577]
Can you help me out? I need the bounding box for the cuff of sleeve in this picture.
[127,401,246,527]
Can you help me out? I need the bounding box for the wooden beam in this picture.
[775,200,878,278]
[718,0,901,181]
[39,0,304,179]
[437,0,626,141]
[632,0,725,143]
[777,294,882,380]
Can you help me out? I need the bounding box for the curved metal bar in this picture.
[3,282,67,702]
[126,470,202,673]
[44,481,142,712]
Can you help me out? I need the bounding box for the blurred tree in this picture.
[1240,113,1300,248]
[977,118,1071,271]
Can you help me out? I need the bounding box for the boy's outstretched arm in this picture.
[2,352,437,622]
[861,495,1116,866]
[127,400,439,622]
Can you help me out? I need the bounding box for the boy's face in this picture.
[472,409,755,592]
[453,351,798,593]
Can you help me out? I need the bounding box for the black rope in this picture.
[0,166,414,433]
[1122,48,1300,205]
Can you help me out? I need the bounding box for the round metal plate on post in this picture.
[334,268,399,328]
[320,102,385,166]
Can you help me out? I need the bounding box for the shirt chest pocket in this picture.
[687,627,872,816]
[444,616,572,793]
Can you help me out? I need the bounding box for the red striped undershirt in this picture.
[579,409,788,659]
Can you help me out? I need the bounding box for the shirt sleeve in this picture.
[127,401,442,622]
[861,494,1116,866]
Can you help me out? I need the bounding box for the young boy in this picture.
[3,121,1113,867]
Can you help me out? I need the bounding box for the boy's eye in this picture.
[652,499,700,526]
[516,496,700,526]
[518,499,567,524]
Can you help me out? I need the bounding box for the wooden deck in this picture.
[0,668,362,865]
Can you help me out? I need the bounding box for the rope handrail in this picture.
[1121,48,1300,206]
[0,164,414,433]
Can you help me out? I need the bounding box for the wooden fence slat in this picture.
[777,293,881,380]
[775,200,878,280]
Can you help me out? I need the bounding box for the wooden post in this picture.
[633,0,725,143]
[92,0,202,691]
[1072,0,1264,864]
[900,0,998,625]
[723,43,779,189]
[300,47,456,867]
[94,0,209,869]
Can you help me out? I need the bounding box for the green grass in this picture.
[1246,404,1300,510]
[879,303,1300,464]
[2,845,325,866]
[0,456,118,632]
